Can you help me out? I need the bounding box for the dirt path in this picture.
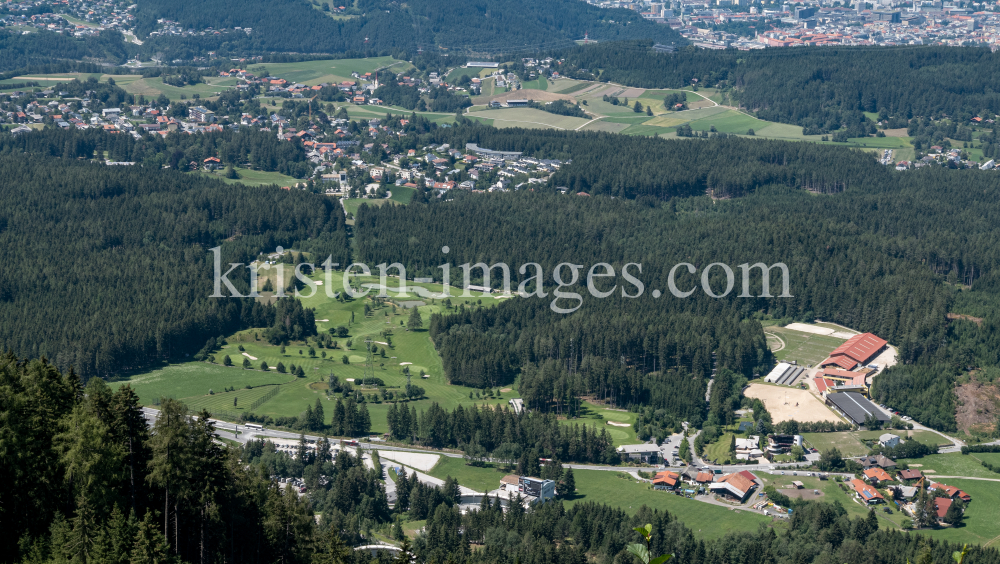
[766,332,786,352]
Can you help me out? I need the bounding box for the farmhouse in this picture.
[934,498,953,523]
[929,482,972,502]
[850,479,884,505]
[709,472,756,502]
[819,333,887,370]
[897,469,923,481]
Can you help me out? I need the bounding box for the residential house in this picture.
[934,497,953,523]
[203,156,221,170]
[863,467,893,485]
[858,455,896,470]
[897,469,923,482]
[878,433,901,448]
[849,478,884,505]
[652,471,680,490]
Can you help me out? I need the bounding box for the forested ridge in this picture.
[555,42,1000,131]
[130,0,683,59]
[0,151,348,378]
[356,131,1000,429]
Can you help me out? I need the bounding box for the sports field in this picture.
[766,326,846,367]
[248,57,412,86]
[464,107,591,130]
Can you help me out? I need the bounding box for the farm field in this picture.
[464,107,591,130]
[248,57,412,86]
[564,470,777,540]
[200,167,300,187]
[800,432,870,457]
[765,326,847,367]
[768,474,908,529]
[547,80,590,94]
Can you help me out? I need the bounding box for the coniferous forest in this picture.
[553,42,1000,132]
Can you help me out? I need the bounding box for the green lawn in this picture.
[801,432,870,457]
[122,76,238,102]
[200,168,300,187]
[549,80,591,94]
[855,429,952,448]
[564,470,778,540]
[688,110,771,135]
[766,326,847,367]
[390,185,416,204]
[444,67,485,83]
[426,456,508,493]
[703,432,736,463]
[767,474,908,529]
[520,76,548,91]
[343,197,399,217]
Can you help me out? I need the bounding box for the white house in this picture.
[878,433,901,448]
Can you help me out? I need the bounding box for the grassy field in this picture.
[122,76,238,102]
[921,478,1000,546]
[564,470,778,540]
[766,326,846,367]
[899,453,1000,480]
[855,429,952,448]
[425,456,507,493]
[688,110,771,135]
[548,80,591,94]
[520,76,548,91]
[123,270,518,433]
[343,197,400,217]
[766,474,909,529]
[464,107,591,130]
[248,57,412,86]
[703,432,736,463]
[800,432,870,457]
[200,168,300,187]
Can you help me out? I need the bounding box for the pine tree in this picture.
[407,307,423,331]
[560,468,576,497]
[223,355,232,367]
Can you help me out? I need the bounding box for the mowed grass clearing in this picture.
[800,432,869,457]
[200,168,300,187]
[767,326,846,366]
[564,470,778,540]
[899,453,1000,480]
[425,456,507,493]
[464,107,591,130]
[249,57,411,86]
[557,401,640,446]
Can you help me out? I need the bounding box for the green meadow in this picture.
[248,57,412,86]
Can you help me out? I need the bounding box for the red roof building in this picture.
[820,333,888,370]
[864,468,893,483]
[695,472,714,483]
[850,479,884,504]
[930,483,971,502]
[652,471,680,489]
[935,497,953,520]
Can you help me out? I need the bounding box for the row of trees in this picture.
[387,402,620,464]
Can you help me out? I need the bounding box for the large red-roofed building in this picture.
[819,333,887,370]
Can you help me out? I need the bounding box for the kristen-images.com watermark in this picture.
[210,246,792,314]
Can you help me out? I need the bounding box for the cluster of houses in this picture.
[1,0,134,36]
[651,467,760,503]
